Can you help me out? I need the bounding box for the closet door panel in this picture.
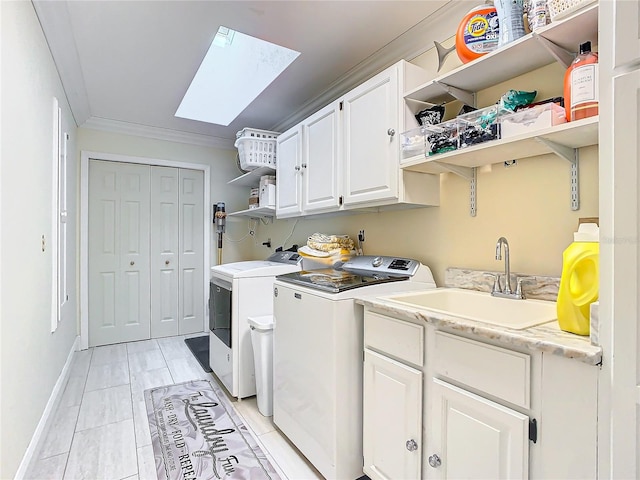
[178,169,205,334]
[89,160,151,346]
[151,166,179,338]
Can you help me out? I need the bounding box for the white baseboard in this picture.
[14,336,80,479]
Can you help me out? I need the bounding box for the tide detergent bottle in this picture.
[557,223,599,335]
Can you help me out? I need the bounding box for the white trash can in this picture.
[247,315,275,417]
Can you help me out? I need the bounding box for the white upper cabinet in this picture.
[275,60,439,219]
[275,125,303,218]
[302,102,341,214]
[342,65,400,206]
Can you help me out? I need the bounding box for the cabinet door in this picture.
[276,125,303,217]
[342,65,399,206]
[302,102,341,213]
[363,349,422,480]
[429,378,529,480]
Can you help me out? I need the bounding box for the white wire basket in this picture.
[547,0,596,21]
[234,128,280,171]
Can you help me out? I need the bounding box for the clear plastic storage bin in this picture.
[457,105,503,149]
[425,119,460,156]
[401,126,430,159]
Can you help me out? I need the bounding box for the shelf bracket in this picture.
[532,33,575,69]
[535,137,580,210]
[433,162,477,216]
[434,80,476,107]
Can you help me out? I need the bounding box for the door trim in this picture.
[80,151,211,350]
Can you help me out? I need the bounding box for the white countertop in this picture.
[358,291,603,366]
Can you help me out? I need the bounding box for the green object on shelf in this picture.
[500,89,537,111]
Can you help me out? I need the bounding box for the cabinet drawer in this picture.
[364,311,424,367]
[434,331,530,409]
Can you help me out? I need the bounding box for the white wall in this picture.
[0,2,78,477]
[76,128,256,266]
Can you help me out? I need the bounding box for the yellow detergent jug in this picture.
[557,223,599,335]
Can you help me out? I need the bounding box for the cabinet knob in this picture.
[301,163,307,169]
[406,439,418,452]
[294,165,301,171]
[387,128,396,137]
[428,454,442,468]
[165,260,170,265]
[130,261,135,266]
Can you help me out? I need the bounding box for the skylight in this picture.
[175,26,300,126]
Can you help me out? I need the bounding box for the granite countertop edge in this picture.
[359,294,603,366]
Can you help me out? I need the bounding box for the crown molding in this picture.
[271,0,472,133]
[81,117,235,149]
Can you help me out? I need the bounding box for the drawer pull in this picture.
[406,439,418,452]
[428,454,442,468]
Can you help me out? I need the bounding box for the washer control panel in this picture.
[342,255,421,276]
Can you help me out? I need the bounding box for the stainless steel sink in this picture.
[384,288,557,330]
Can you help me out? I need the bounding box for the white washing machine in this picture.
[209,251,303,398]
[272,255,437,480]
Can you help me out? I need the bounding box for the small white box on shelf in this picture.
[501,103,567,139]
[259,175,276,207]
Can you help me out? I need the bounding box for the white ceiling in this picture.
[34,0,470,148]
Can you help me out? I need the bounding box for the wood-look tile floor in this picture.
[26,334,323,480]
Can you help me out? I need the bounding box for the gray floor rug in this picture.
[184,336,213,373]
[145,379,281,480]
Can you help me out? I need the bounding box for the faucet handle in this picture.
[515,276,535,299]
[484,273,501,294]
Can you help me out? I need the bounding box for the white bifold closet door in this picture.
[89,160,204,347]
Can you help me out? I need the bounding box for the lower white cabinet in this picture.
[363,308,599,480]
[363,349,423,480]
[428,378,529,479]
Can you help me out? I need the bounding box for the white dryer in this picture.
[209,251,303,398]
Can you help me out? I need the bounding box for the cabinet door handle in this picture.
[294,165,301,171]
[428,454,442,468]
[387,128,396,137]
[406,439,418,452]
[301,163,307,169]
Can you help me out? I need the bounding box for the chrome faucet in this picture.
[495,237,512,294]
[488,236,528,299]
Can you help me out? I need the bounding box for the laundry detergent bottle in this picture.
[556,223,599,335]
[455,2,499,63]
